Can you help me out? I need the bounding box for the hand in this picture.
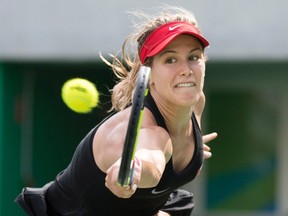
[202,132,218,159]
[153,210,171,216]
[105,157,142,198]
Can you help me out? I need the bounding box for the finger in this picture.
[203,150,212,159]
[119,185,137,198]
[203,132,218,144]
[127,156,142,187]
[131,184,137,191]
[203,144,210,151]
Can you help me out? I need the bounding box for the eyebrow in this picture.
[159,47,202,57]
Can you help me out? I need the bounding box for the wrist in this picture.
[130,156,142,189]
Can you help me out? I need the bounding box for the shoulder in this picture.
[92,109,131,172]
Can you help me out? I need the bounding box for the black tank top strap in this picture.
[144,92,203,188]
[144,93,167,129]
[192,112,202,150]
[144,93,201,135]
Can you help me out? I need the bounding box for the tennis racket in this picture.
[117,66,151,186]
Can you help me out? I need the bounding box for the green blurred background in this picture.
[1,61,287,215]
[1,0,288,215]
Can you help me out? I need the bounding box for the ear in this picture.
[149,73,155,86]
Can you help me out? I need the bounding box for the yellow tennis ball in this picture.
[61,78,99,113]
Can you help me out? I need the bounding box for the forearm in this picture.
[135,149,166,188]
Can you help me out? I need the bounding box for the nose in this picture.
[179,60,193,76]
[180,69,192,76]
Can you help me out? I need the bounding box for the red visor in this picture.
[139,21,209,64]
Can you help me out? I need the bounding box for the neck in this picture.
[150,91,194,137]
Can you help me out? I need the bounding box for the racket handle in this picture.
[128,156,143,186]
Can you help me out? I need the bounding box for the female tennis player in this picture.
[16,5,217,216]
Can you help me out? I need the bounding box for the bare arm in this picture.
[104,126,171,198]
[94,109,171,198]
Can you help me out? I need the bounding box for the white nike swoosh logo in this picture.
[151,187,170,195]
[169,25,182,31]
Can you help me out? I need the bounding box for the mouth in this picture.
[175,82,196,88]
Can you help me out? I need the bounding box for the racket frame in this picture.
[117,66,151,186]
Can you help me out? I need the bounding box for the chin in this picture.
[177,98,196,107]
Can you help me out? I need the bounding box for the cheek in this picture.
[203,63,206,76]
[200,71,205,86]
[149,70,167,87]
[196,64,206,88]
[150,75,163,90]
[198,62,206,78]
[203,65,206,77]
[149,72,155,86]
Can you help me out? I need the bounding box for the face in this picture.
[149,34,206,107]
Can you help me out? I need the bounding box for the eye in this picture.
[165,57,176,64]
[188,55,200,61]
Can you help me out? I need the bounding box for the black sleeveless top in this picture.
[46,93,203,216]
